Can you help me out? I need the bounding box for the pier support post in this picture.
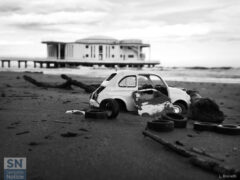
[1,60,9,68]
[18,61,20,68]
[40,63,43,68]
[25,61,27,68]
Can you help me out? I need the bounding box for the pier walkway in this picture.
[0,57,159,68]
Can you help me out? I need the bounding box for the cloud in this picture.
[0,0,240,66]
[0,11,107,31]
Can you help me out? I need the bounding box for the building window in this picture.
[120,46,123,49]
[91,46,92,57]
[120,55,122,58]
[86,54,89,58]
[112,55,115,58]
[128,55,134,58]
[128,47,131,50]
[86,45,89,48]
[112,46,115,49]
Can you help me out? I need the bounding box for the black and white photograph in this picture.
[0,0,239,179]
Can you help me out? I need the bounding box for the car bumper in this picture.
[89,99,100,108]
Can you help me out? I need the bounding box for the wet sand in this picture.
[0,71,240,180]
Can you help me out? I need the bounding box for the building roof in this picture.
[42,35,150,47]
[75,35,119,44]
[120,39,142,44]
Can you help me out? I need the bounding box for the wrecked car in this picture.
[89,70,190,115]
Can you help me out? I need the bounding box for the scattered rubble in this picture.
[61,132,78,137]
[53,120,71,124]
[28,142,40,146]
[65,110,85,115]
[6,126,15,129]
[16,131,29,135]
[79,128,89,132]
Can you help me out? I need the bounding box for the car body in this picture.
[89,70,191,114]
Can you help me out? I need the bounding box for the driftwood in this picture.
[190,157,239,177]
[23,75,72,89]
[189,147,225,162]
[143,130,240,177]
[143,130,195,157]
[23,74,100,93]
[187,90,224,123]
[61,74,99,93]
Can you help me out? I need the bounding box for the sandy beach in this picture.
[0,71,240,180]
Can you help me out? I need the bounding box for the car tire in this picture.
[216,124,240,135]
[193,122,218,131]
[100,99,120,119]
[85,110,108,119]
[163,113,187,128]
[173,102,187,115]
[147,120,174,132]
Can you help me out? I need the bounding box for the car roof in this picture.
[115,70,160,76]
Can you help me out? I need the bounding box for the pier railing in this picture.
[0,57,160,68]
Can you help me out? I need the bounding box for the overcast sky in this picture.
[0,0,239,67]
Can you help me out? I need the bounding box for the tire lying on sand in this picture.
[193,122,217,131]
[85,110,108,119]
[100,99,120,119]
[147,120,174,132]
[163,113,187,128]
[216,124,240,135]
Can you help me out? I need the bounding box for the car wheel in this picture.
[100,99,120,119]
[163,113,187,128]
[147,120,174,132]
[216,124,240,135]
[173,102,187,115]
[85,110,108,119]
[193,122,218,131]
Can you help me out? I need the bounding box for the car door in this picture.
[117,75,137,111]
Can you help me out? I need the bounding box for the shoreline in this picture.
[1,66,240,84]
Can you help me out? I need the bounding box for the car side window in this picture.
[119,76,137,87]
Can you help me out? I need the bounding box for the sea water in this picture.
[1,61,240,84]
